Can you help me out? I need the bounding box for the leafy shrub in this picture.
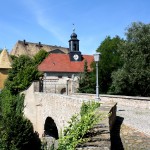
[80,101,100,117]
[57,101,103,150]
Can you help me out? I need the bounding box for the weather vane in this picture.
[73,23,75,33]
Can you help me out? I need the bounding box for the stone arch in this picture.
[44,117,59,139]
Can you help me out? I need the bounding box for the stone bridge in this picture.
[24,82,97,138]
[24,82,117,140]
[23,81,150,147]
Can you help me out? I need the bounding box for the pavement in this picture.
[116,105,150,150]
[117,105,150,136]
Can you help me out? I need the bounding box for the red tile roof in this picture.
[38,53,94,73]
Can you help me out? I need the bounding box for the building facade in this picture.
[10,40,69,57]
[38,31,94,94]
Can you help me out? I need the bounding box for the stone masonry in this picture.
[24,82,117,141]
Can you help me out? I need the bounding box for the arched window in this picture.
[60,88,66,94]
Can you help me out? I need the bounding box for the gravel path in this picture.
[117,105,150,136]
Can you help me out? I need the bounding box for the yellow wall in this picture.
[0,69,9,89]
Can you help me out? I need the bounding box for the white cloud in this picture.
[21,0,68,46]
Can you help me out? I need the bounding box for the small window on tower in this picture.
[73,44,76,51]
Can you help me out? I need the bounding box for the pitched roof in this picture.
[0,48,12,69]
[38,53,94,73]
[10,40,69,57]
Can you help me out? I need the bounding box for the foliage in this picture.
[5,55,42,94]
[0,114,34,150]
[10,55,18,61]
[109,22,150,96]
[96,36,124,93]
[0,89,41,150]
[33,49,49,65]
[80,101,100,117]
[58,101,102,150]
[0,53,43,149]
[78,60,96,93]
[0,88,24,117]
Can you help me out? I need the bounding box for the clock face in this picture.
[73,54,79,60]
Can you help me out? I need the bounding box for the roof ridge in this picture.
[18,40,69,49]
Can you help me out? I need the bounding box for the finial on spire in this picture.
[73,23,75,33]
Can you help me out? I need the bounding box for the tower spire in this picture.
[73,23,75,33]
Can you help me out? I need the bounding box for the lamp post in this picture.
[66,78,69,95]
[93,52,101,101]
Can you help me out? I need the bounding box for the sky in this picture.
[0,0,150,55]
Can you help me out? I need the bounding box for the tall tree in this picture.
[78,60,95,93]
[0,54,42,149]
[5,55,41,94]
[110,22,150,96]
[33,49,48,65]
[96,36,124,93]
[0,89,41,150]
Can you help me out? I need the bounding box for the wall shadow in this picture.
[110,116,124,150]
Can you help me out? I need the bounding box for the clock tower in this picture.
[69,28,82,61]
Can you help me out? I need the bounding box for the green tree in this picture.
[109,22,150,96]
[33,49,48,65]
[0,53,42,149]
[78,60,95,93]
[10,55,18,61]
[0,89,41,150]
[5,55,41,94]
[96,36,124,93]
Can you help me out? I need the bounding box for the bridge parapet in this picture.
[71,93,150,109]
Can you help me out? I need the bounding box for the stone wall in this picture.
[0,69,8,89]
[71,93,150,109]
[43,72,79,94]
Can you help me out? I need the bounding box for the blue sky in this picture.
[0,0,150,54]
